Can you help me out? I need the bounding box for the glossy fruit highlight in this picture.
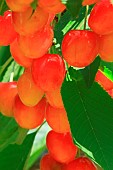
[62,30,99,67]
[32,54,65,91]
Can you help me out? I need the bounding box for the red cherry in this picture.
[10,38,33,68]
[88,0,113,35]
[38,0,66,14]
[95,70,113,91]
[82,0,99,6]
[46,104,70,133]
[40,153,63,170]
[18,26,54,58]
[17,68,44,107]
[46,130,78,163]
[0,82,17,117]
[99,32,113,62]
[12,7,49,36]
[32,54,65,91]
[0,11,18,46]
[46,87,64,108]
[13,95,46,129]
[62,30,99,67]
[62,157,97,170]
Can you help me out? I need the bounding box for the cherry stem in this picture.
[84,5,89,30]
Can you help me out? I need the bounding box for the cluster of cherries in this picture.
[0,0,113,169]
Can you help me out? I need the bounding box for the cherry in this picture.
[18,26,54,58]
[62,30,99,67]
[95,70,113,90]
[82,0,99,6]
[32,54,65,91]
[107,89,113,98]
[46,104,70,133]
[38,0,66,14]
[17,68,44,107]
[12,7,49,36]
[40,153,63,170]
[99,32,113,62]
[0,82,17,117]
[46,87,64,108]
[88,0,113,35]
[46,130,78,163]
[62,157,97,170]
[0,11,18,46]
[10,38,33,68]
[14,0,33,5]
[6,0,29,12]
[13,95,46,129]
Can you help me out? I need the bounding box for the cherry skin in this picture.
[62,30,99,67]
[46,130,78,163]
[62,157,97,170]
[12,7,49,36]
[6,0,29,12]
[17,68,44,107]
[0,11,18,46]
[13,95,46,129]
[40,153,63,170]
[46,104,70,133]
[0,82,17,117]
[99,32,113,62]
[88,0,113,35]
[18,26,54,58]
[46,87,64,108]
[82,0,99,6]
[32,54,65,92]
[38,0,66,14]
[14,0,33,5]
[10,38,33,68]
[95,70,113,91]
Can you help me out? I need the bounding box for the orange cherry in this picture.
[62,30,99,67]
[32,54,65,91]
[38,0,66,14]
[40,153,63,170]
[13,95,46,129]
[46,130,78,163]
[17,68,44,107]
[18,26,54,58]
[0,82,17,117]
[12,6,49,36]
[95,69,113,90]
[62,157,97,170]
[46,88,64,108]
[10,38,33,68]
[46,104,70,133]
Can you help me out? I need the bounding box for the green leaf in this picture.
[0,132,36,170]
[26,123,50,169]
[81,56,101,88]
[0,0,9,15]
[100,60,113,81]
[62,0,82,18]
[61,68,113,170]
[31,0,37,10]
[0,113,27,151]
[0,46,11,66]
